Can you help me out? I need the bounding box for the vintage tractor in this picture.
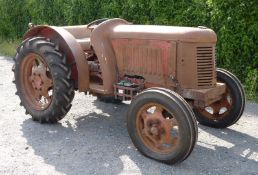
[12,18,245,164]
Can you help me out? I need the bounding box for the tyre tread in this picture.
[13,37,75,123]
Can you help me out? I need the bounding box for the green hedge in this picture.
[0,0,257,99]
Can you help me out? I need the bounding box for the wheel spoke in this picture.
[170,117,178,127]
[162,132,172,145]
[43,76,53,89]
[145,132,160,146]
[141,110,148,120]
[212,105,221,116]
[33,90,41,101]
[221,99,231,109]
[155,105,163,113]
[32,60,37,68]
[41,90,51,101]
[162,119,173,144]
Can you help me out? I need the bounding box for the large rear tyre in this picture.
[193,68,245,128]
[127,88,197,164]
[13,37,75,123]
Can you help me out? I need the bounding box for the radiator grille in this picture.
[196,46,215,88]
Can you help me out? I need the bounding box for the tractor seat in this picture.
[76,38,91,51]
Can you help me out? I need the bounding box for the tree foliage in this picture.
[0,0,257,98]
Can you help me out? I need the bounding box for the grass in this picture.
[254,93,258,103]
[247,92,258,103]
[0,39,21,57]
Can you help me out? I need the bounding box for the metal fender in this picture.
[24,26,89,91]
[91,18,129,94]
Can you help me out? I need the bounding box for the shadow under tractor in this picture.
[12,18,245,164]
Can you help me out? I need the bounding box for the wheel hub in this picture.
[29,64,52,92]
[137,104,179,153]
[20,53,53,109]
[146,118,164,137]
[149,123,159,136]
[30,73,43,90]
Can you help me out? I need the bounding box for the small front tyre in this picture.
[127,88,197,164]
[193,68,246,128]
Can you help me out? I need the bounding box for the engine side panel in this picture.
[177,42,216,89]
[112,39,176,87]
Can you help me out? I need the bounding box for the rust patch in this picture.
[112,39,176,87]
[136,103,179,154]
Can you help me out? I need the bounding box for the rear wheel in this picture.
[193,68,245,128]
[127,88,197,164]
[13,37,75,123]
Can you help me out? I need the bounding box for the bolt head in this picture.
[150,127,159,136]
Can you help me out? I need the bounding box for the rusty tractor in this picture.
[12,18,245,164]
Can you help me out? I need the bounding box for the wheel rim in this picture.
[20,53,53,110]
[197,86,233,120]
[136,103,179,154]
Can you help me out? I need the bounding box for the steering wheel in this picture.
[87,18,109,29]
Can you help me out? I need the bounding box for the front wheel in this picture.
[193,68,245,128]
[127,88,197,164]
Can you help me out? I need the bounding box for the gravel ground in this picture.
[0,56,257,175]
